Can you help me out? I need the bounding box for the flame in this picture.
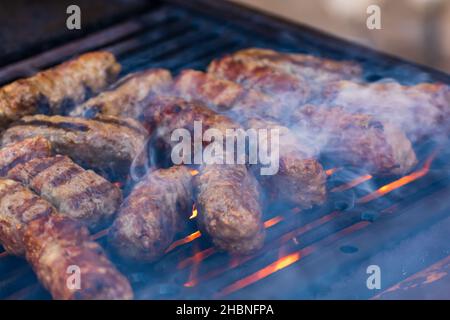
[217,252,302,296]
[165,231,202,253]
[190,169,199,176]
[216,221,370,297]
[180,210,341,288]
[263,215,284,228]
[185,243,202,288]
[190,208,198,220]
[331,174,373,193]
[358,155,434,204]
[180,247,216,269]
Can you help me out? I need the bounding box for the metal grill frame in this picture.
[0,0,449,300]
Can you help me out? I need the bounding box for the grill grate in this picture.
[0,0,449,300]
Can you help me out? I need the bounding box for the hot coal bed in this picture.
[0,0,449,300]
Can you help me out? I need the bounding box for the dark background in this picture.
[0,0,150,67]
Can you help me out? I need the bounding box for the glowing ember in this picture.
[189,208,198,220]
[216,221,369,297]
[190,169,199,176]
[217,252,301,296]
[325,168,340,176]
[180,210,341,288]
[165,231,202,253]
[358,155,434,203]
[331,174,373,193]
[279,211,340,244]
[185,243,202,288]
[263,216,284,228]
[181,247,216,272]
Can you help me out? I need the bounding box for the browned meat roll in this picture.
[1,115,149,180]
[0,51,120,128]
[208,48,362,102]
[290,105,418,175]
[70,69,172,119]
[174,69,282,120]
[174,70,327,207]
[195,162,264,254]
[0,178,56,256]
[0,137,52,176]
[143,98,265,254]
[0,179,132,299]
[24,214,133,300]
[6,155,122,230]
[174,70,417,176]
[323,80,450,143]
[108,165,193,262]
[245,117,326,207]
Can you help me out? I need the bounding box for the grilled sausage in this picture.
[24,214,133,300]
[1,115,149,180]
[208,48,361,101]
[195,162,264,254]
[70,69,172,119]
[290,105,418,175]
[245,118,326,207]
[174,69,282,120]
[108,165,193,262]
[143,98,265,254]
[0,137,52,176]
[0,51,120,128]
[7,155,122,230]
[323,80,450,143]
[175,70,417,176]
[0,178,56,256]
[0,179,132,299]
[175,70,327,207]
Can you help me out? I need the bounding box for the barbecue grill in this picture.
[0,0,449,300]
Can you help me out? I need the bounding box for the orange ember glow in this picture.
[358,156,434,204]
[325,168,339,176]
[181,247,216,273]
[185,243,202,288]
[331,174,373,193]
[190,208,198,220]
[263,216,284,228]
[190,169,199,176]
[217,252,301,296]
[216,221,370,297]
[165,231,202,253]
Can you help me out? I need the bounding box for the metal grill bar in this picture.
[0,0,449,300]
